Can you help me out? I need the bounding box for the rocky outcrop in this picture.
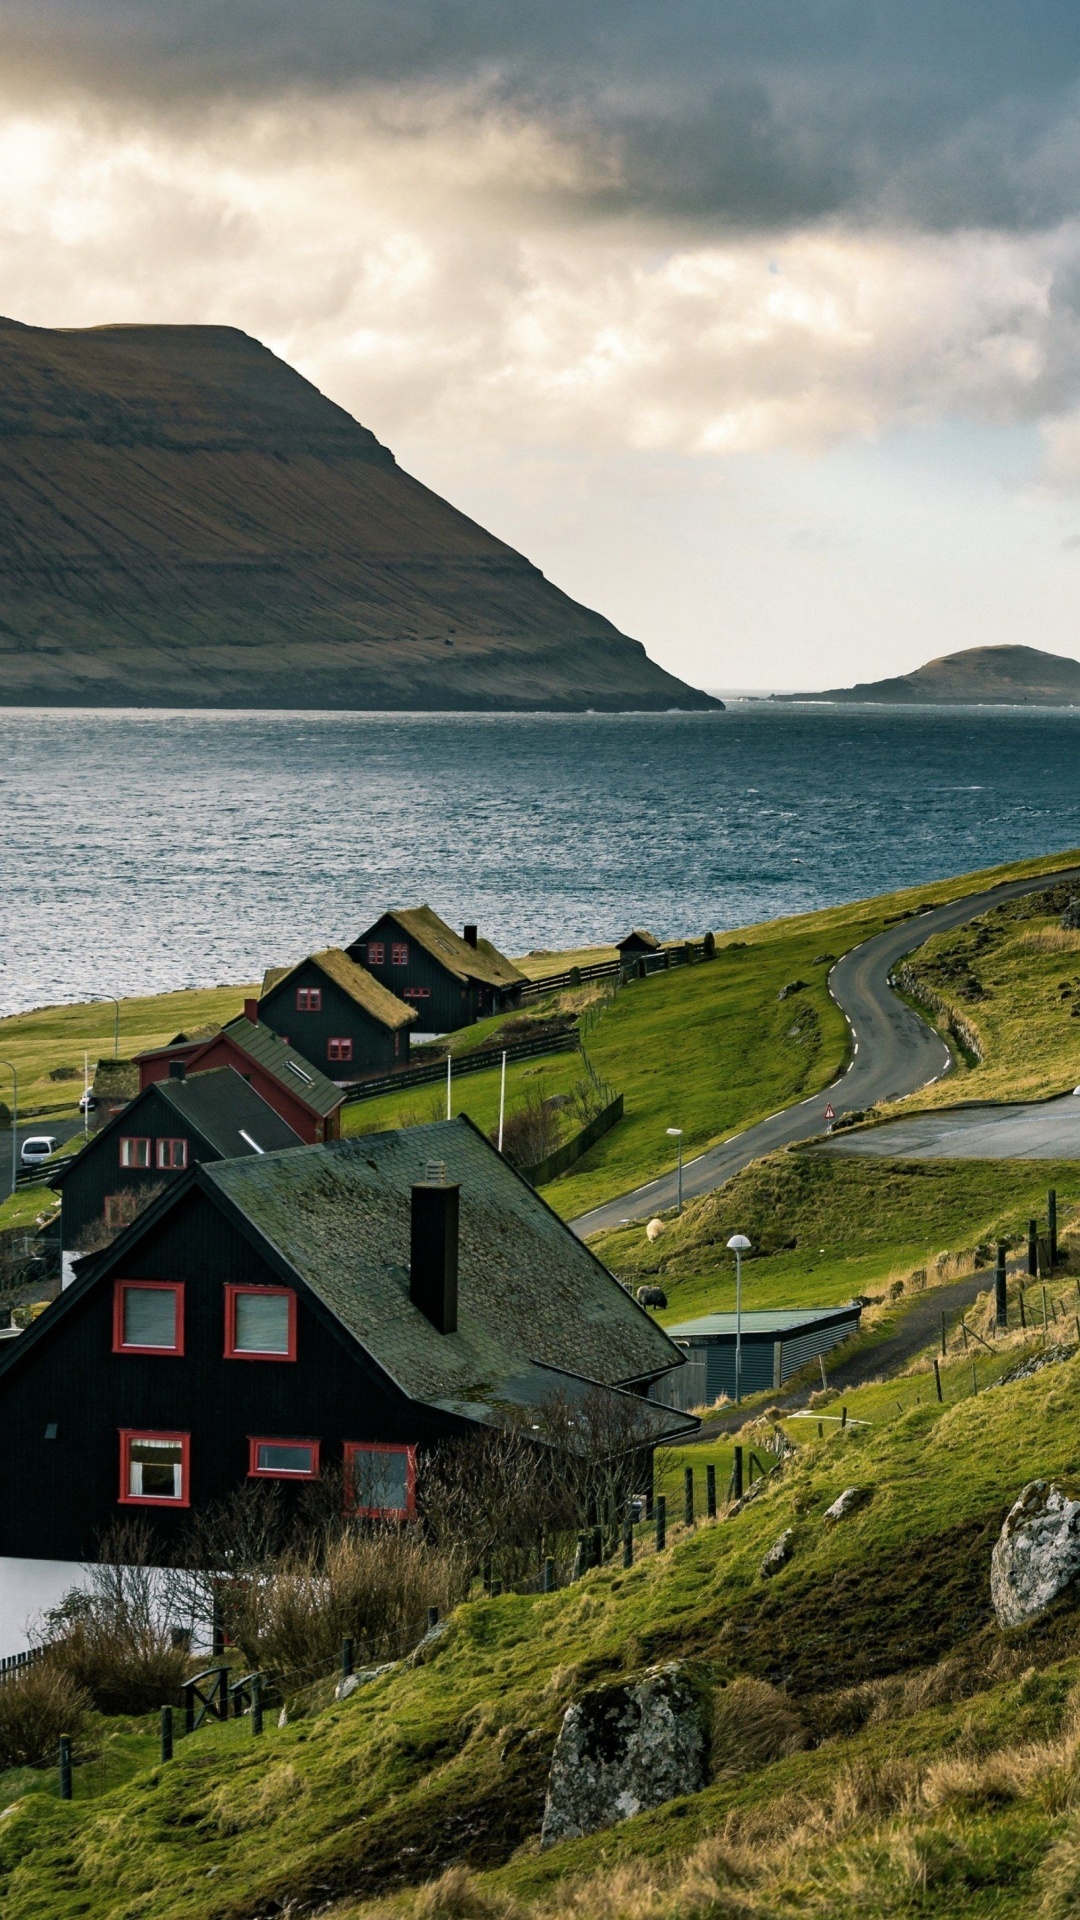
[540,1663,707,1847]
[823,1487,872,1522]
[761,1529,795,1577]
[991,1481,1080,1628]
[0,317,719,713]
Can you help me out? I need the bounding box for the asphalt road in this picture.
[570,863,1080,1239]
[819,1092,1080,1163]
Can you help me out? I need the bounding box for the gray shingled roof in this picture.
[204,1118,687,1427]
[219,1015,344,1119]
[157,1068,303,1157]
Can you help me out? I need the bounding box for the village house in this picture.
[616,930,662,957]
[347,907,526,1031]
[50,1067,303,1287]
[258,947,416,1080]
[0,1119,693,1644]
[134,1009,344,1144]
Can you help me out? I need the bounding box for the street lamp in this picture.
[666,1127,684,1213]
[97,998,121,1060]
[727,1233,751,1405]
[0,1060,17,1199]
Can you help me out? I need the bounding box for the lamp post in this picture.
[0,1060,17,1198]
[93,997,121,1059]
[666,1126,684,1213]
[727,1234,751,1405]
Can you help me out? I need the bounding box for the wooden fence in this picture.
[342,1026,579,1104]
[521,1094,624,1186]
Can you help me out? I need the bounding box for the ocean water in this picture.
[3,702,1080,1016]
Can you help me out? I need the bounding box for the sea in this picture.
[4,701,1080,1017]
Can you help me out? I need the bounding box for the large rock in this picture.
[823,1487,872,1523]
[540,1663,706,1847]
[991,1481,1080,1628]
[760,1529,795,1578]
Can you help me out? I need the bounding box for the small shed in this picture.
[656,1304,863,1409]
[617,930,662,957]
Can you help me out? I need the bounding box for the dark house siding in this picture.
[56,1087,198,1253]
[0,1187,465,1565]
[349,914,477,1031]
[259,960,406,1078]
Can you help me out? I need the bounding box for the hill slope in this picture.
[0,318,715,711]
[775,643,1080,705]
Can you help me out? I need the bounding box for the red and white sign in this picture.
[824,1103,835,1122]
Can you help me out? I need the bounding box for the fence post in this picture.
[160,1705,173,1763]
[1029,1219,1039,1278]
[996,1242,1007,1329]
[573,1532,589,1580]
[542,1556,555,1593]
[841,1405,848,1429]
[933,1358,943,1402]
[588,1524,601,1569]
[1042,1287,1049,1341]
[706,1462,717,1519]
[183,1681,195,1737]
[941,1311,947,1356]
[684,1466,694,1526]
[655,1495,667,1551]
[427,1606,440,1630]
[1050,1190,1058,1268]
[622,1521,633,1569]
[1019,1288,1027,1329]
[732,1445,744,1503]
[251,1673,263,1737]
[58,1735,72,1801]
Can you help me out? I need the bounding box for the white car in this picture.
[20,1135,60,1167]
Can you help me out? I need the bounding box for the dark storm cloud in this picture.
[7,0,1080,230]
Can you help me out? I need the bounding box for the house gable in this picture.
[53,1083,216,1253]
[258,952,413,1078]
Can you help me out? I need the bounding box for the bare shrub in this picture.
[73,1181,166,1256]
[40,1521,192,1714]
[0,1665,90,1770]
[710,1678,807,1776]
[497,1085,561,1169]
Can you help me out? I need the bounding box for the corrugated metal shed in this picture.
[659,1303,862,1409]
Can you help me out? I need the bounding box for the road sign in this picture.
[824,1103,835,1122]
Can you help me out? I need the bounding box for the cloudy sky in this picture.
[6,3,1080,690]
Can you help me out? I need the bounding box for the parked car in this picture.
[78,1091,97,1115]
[20,1135,60,1167]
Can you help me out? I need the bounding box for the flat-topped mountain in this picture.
[0,318,716,711]
[774,644,1080,706]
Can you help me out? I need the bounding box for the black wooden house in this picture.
[258,948,416,1079]
[0,1119,693,1574]
[51,1068,303,1281]
[348,907,526,1030]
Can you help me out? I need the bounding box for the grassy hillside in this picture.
[893,880,1080,1110]
[594,1148,1079,1323]
[8,1336,1080,1917]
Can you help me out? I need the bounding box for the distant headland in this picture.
[772,643,1080,706]
[0,317,718,714]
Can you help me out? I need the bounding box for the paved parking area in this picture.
[819,1093,1080,1162]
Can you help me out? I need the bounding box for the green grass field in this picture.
[8,1328,1080,1917]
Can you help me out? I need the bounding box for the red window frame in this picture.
[327,1037,353,1063]
[224,1283,297,1361]
[118,1429,190,1507]
[402,987,430,1000]
[344,1441,417,1519]
[391,942,409,966]
[367,941,385,964]
[248,1436,321,1480]
[112,1279,185,1356]
[296,986,322,1013]
[119,1136,151,1169]
[156,1137,188,1171]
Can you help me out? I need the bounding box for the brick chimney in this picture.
[410,1167,459,1335]
[463,924,478,949]
[244,998,259,1023]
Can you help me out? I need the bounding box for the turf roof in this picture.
[261,948,416,1032]
[204,1117,687,1426]
[361,906,526,991]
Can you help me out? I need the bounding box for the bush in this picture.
[709,1677,807,1776]
[41,1529,192,1714]
[0,1664,90,1770]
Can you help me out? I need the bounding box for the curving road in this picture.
[570,863,1080,1239]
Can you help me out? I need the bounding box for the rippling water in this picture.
[3,702,1080,1015]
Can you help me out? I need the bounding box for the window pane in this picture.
[129,1437,183,1499]
[351,1447,408,1511]
[123,1287,177,1348]
[234,1291,290,1353]
[256,1442,314,1475]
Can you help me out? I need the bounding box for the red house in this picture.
[134,1010,344,1145]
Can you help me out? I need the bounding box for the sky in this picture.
[6,5,1080,690]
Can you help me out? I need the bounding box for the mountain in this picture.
[0,318,717,711]
[773,643,1080,705]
